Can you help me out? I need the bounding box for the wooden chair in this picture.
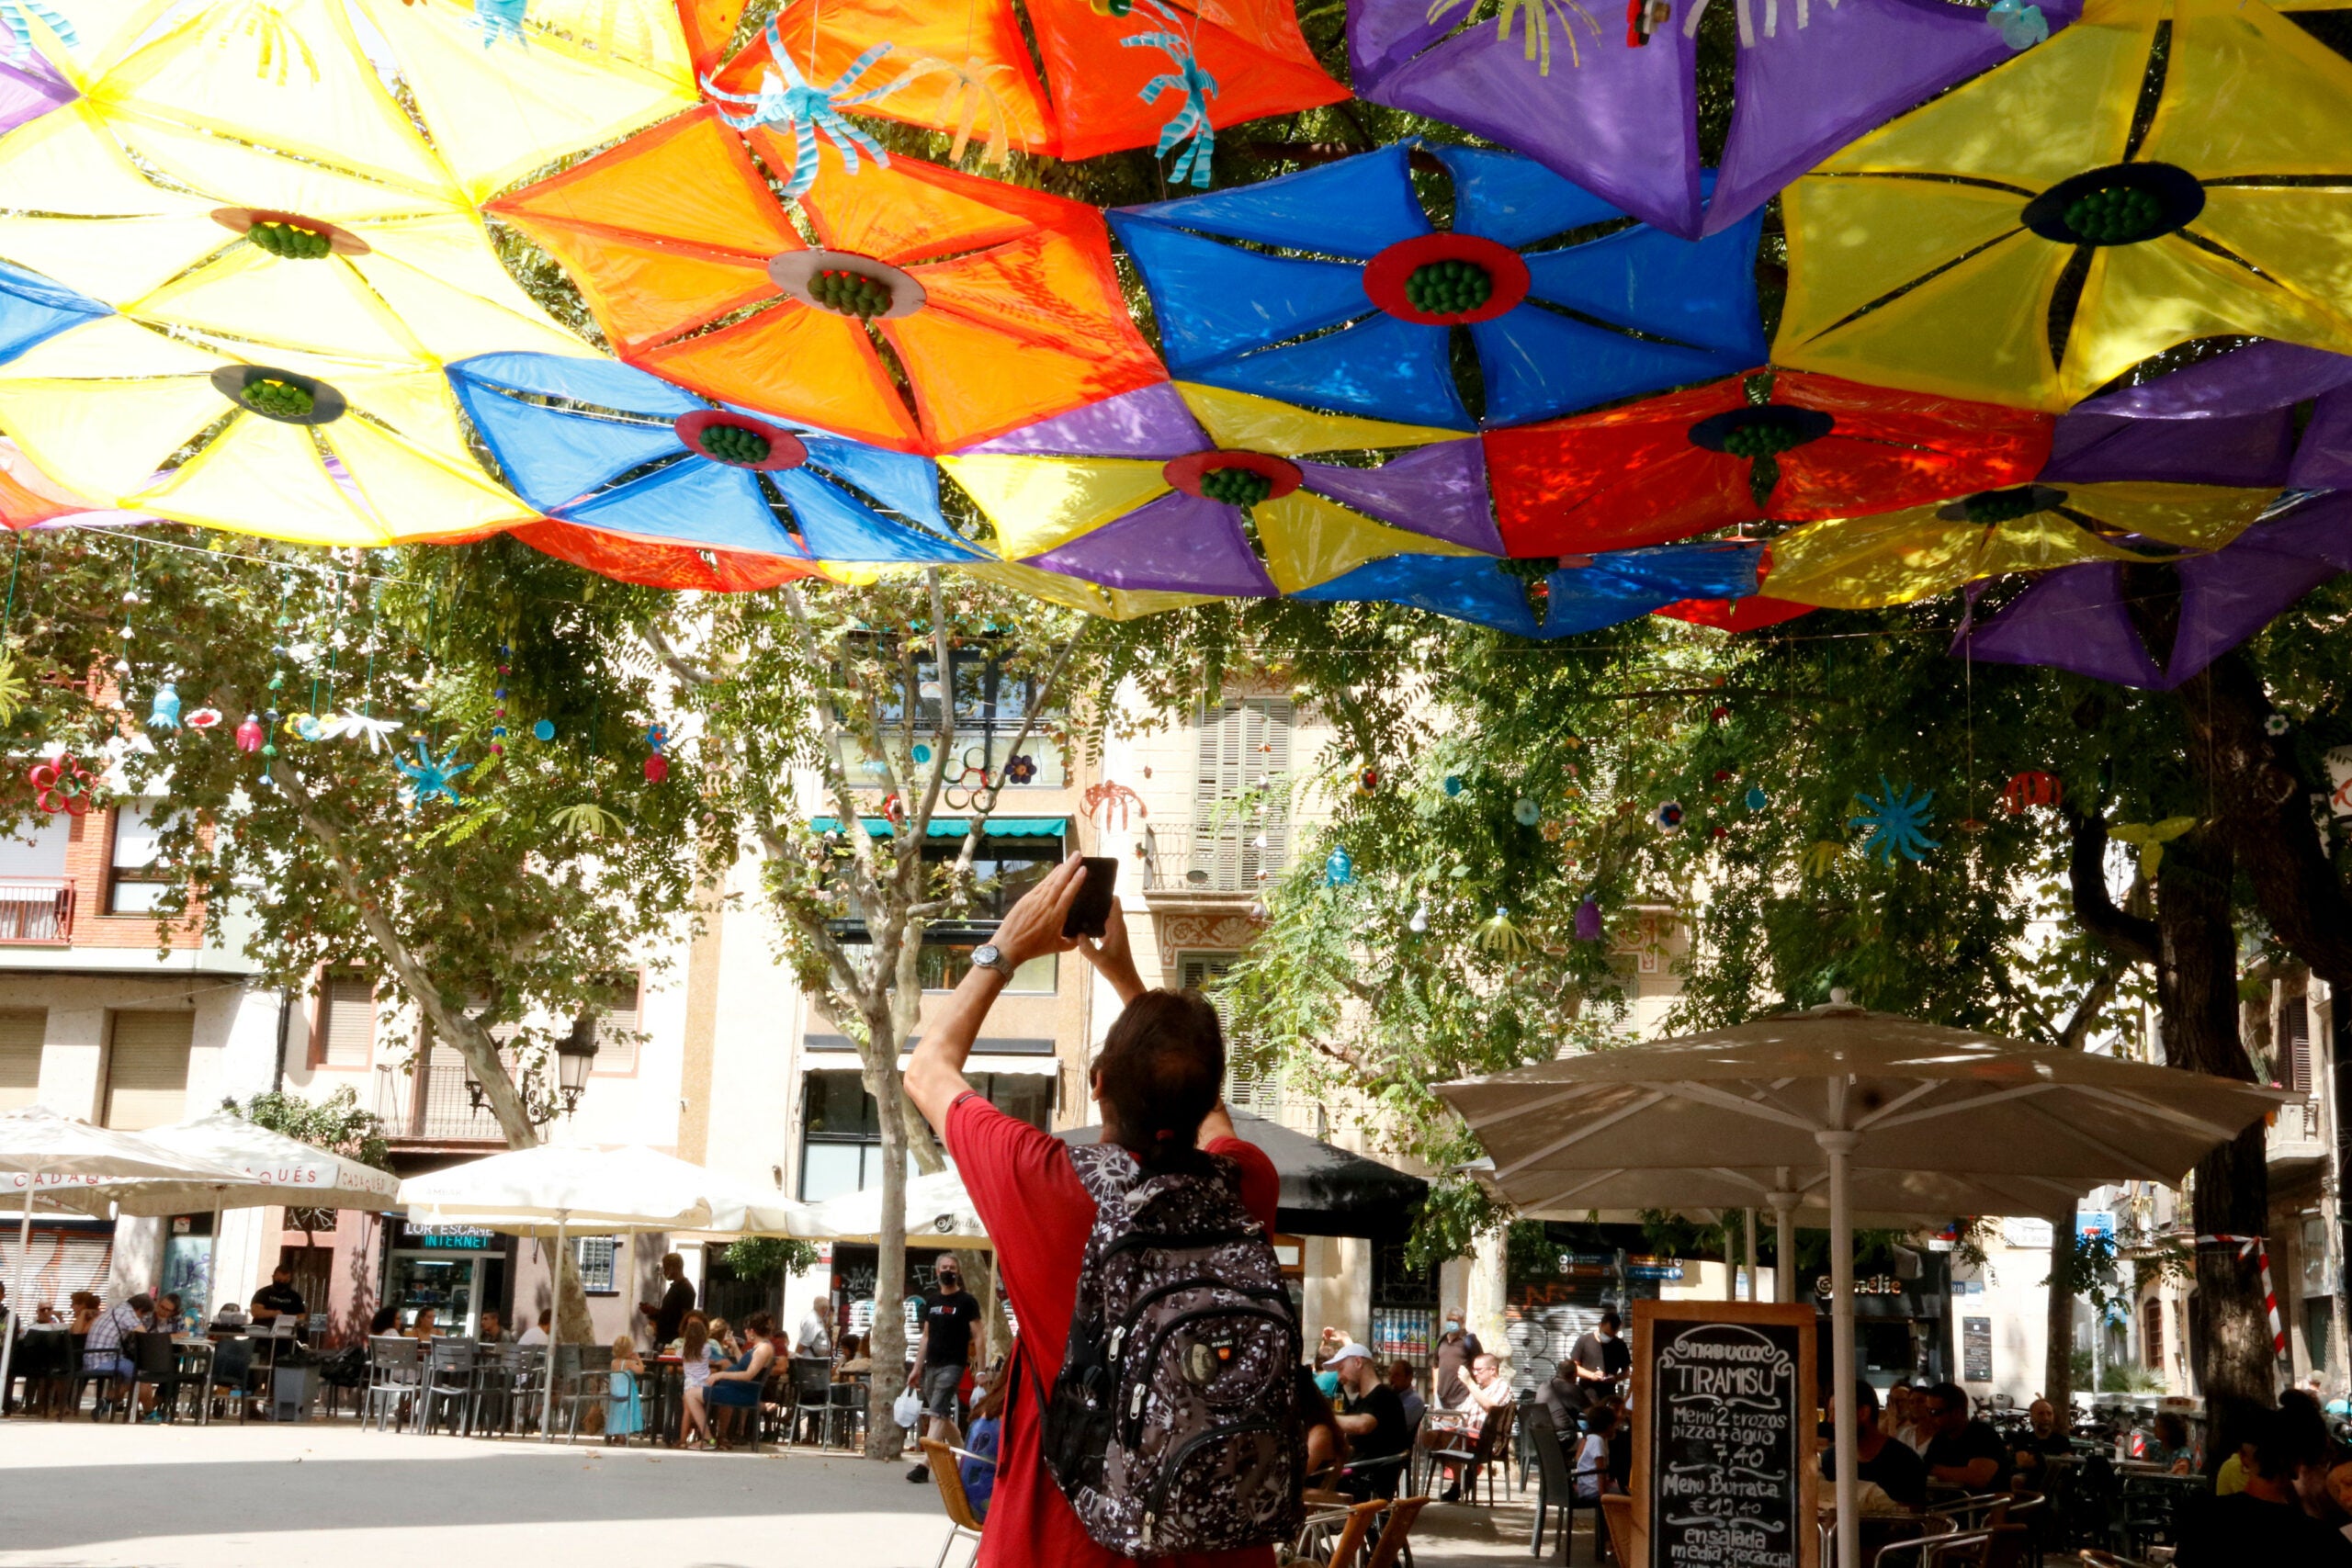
[1600,1495,1636,1565]
[1361,1495,1429,1568]
[1313,1500,1388,1568]
[919,1437,988,1568]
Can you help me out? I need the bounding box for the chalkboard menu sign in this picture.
[1630,1301,1819,1568]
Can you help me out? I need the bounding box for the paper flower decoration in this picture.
[492,108,1161,454]
[1763,481,2276,609]
[0,51,587,367]
[1781,0,2352,412]
[1849,775,1939,864]
[450,353,978,589]
[1110,143,1766,431]
[1295,540,1764,639]
[316,712,404,751]
[1350,0,2079,238]
[396,738,471,807]
[696,0,1341,164]
[1955,491,2352,690]
[947,382,1496,598]
[28,751,92,814]
[1488,372,2052,556]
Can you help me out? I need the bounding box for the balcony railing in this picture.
[0,878,74,944]
[372,1058,509,1144]
[2268,1098,2324,1160]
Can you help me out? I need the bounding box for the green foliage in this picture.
[721,1235,820,1282]
[235,1086,390,1171]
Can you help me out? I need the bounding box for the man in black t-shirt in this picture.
[1917,1382,2005,1491]
[1328,1340,1410,1499]
[905,1254,982,1483]
[250,1268,307,1336]
[638,1251,695,1348]
[1568,1312,1625,1410]
[1820,1382,1928,1510]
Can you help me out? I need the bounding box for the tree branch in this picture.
[2062,804,2159,968]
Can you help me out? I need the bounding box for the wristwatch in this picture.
[971,942,1017,979]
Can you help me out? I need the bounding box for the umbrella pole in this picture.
[1724,1218,1737,1302]
[2,1181,30,1416]
[1769,1189,1798,1305]
[210,1190,223,1327]
[1819,1129,1860,1568]
[540,1216,564,1444]
[1743,1208,1758,1303]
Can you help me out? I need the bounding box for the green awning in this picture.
[809,816,1069,840]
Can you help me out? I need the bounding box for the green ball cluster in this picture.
[808,268,894,318]
[1404,258,1494,317]
[1962,487,2047,525]
[697,422,772,466]
[243,378,315,419]
[1721,420,1810,460]
[249,220,334,260]
[1199,466,1273,508]
[2064,184,2163,245]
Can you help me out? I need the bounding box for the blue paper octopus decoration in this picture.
[1123,0,1219,190]
[146,682,180,731]
[0,0,76,58]
[704,22,894,199]
[1849,775,1940,866]
[397,739,473,809]
[472,0,527,46]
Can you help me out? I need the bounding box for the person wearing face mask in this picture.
[1432,1310,1481,1411]
[905,1253,981,1483]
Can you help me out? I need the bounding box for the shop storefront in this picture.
[382,1218,512,1336]
[1502,1223,1675,1395]
[1804,1253,1953,1391]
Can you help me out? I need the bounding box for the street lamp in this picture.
[554,1013,600,1115]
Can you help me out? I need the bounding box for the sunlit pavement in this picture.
[0,1421,1600,1567]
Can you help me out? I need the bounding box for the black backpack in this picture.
[1025,1142,1305,1557]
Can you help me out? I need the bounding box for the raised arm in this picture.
[906,856,1088,1136]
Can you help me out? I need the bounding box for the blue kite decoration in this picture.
[1849,775,1940,865]
[0,0,76,58]
[704,22,895,199]
[1123,0,1219,190]
[397,739,473,809]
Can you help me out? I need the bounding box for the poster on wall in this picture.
[1631,1299,1819,1568]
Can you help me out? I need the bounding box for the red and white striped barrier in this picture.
[2198,1233,2286,1359]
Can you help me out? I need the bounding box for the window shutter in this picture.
[2286,998,2313,1096]
[105,1010,192,1130]
[0,1010,40,1111]
[1193,699,1294,891]
[319,973,375,1068]
[594,977,641,1074]
[1180,953,1279,1116]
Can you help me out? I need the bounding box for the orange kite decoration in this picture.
[491,107,1162,453]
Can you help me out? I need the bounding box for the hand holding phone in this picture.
[1061,855,1120,939]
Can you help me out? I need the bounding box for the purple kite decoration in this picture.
[0,48,72,137]
[2043,406,2298,490]
[1347,0,2077,239]
[1954,493,2352,690]
[2072,341,2352,421]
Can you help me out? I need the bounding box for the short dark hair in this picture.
[1922,1382,1967,1416]
[744,1311,775,1338]
[1094,990,1225,1173]
[1599,1312,1621,1330]
[1855,1382,1881,1416]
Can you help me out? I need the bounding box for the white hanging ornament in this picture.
[1408,901,1430,934]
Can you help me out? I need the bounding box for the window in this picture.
[0,1010,40,1111]
[591,976,642,1075]
[1181,954,1279,1117]
[866,834,1063,992]
[313,971,375,1069]
[2143,1299,2164,1371]
[576,1235,619,1295]
[0,817,67,877]
[2283,996,2312,1095]
[797,1067,1050,1201]
[105,1010,192,1130]
[1193,699,1292,891]
[860,646,1065,786]
[107,800,172,915]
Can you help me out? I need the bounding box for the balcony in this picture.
[0,878,74,944]
[2269,1097,2326,1168]
[372,1056,509,1146]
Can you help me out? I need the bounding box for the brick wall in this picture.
[60,806,201,951]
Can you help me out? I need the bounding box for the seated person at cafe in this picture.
[1385,1359,1424,1431]
[518,1309,550,1348]
[1427,1351,1513,1501]
[68,1291,100,1334]
[368,1305,399,1336]
[82,1292,154,1414]
[2177,1403,2352,1566]
[250,1267,307,1333]
[407,1306,439,1341]
[1328,1339,1411,1499]
[478,1309,506,1344]
[210,1300,249,1332]
[1821,1382,1928,1511]
[705,1309,778,1446]
[1918,1382,2005,1491]
[834,1333,870,1380]
[2010,1397,2075,1489]
[1575,1405,1619,1501]
[2145,1410,2194,1474]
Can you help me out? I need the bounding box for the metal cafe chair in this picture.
[420,1339,481,1436]
[786,1357,833,1445]
[362,1336,422,1432]
[561,1345,615,1443]
[822,1379,867,1450]
[124,1331,183,1423]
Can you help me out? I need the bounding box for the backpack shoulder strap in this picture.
[1066,1140,1139,1206]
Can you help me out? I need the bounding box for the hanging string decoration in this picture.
[1849,775,1940,864]
[702,23,895,198]
[1476,906,1530,955]
[396,739,473,808]
[1800,840,1845,877]
[643,723,671,784]
[1123,0,1220,189]
[533,719,556,742]
[28,752,92,814]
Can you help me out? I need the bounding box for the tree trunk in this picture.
[2046,1200,2076,1412]
[963,1248,1012,1371]
[865,1023,911,1461]
[2152,829,2277,1407]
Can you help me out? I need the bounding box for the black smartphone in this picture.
[1061,856,1120,940]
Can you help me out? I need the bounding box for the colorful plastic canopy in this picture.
[450,351,979,585]
[1764,481,2276,609]
[492,108,1162,454]
[1351,0,2080,239]
[705,0,1344,164]
[0,45,70,136]
[0,315,530,545]
[1486,371,2052,556]
[1781,0,2352,412]
[944,381,1493,597]
[1110,143,1766,431]
[1295,540,1765,638]
[1955,491,2352,688]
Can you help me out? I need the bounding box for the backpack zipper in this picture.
[1106,1280,1292,1362]
[1139,1413,1289,1555]
[1095,1226,1260,1273]
[1122,1303,1297,1446]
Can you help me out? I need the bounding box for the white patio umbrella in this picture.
[45,1109,402,1331]
[396,1143,806,1441]
[1438,998,2290,1568]
[0,1104,259,1414]
[801,1167,993,1249]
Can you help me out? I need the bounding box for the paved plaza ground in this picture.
[0,1422,1604,1568]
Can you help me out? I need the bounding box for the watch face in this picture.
[974,945,1002,970]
